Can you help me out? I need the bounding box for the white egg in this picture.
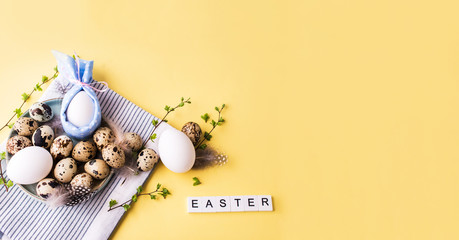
[158,128,195,173]
[67,91,95,127]
[7,146,53,185]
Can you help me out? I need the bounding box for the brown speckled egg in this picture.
[137,148,159,171]
[181,122,202,146]
[13,117,38,137]
[54,158,78,183]
[50,135,73,160]
[6,135,32,155]
[71,173,93,188]
[29,102,53,122]
[72,141,97,162]
[123,132,142,151]
[84,159,110,180]
[93,127,115,151]
[102,144,125,168]
[36,178,61,199]
[32,125,54,148]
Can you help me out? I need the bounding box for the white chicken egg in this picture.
[66,91,95,127]
[7,146,53,185]
[158,128,195,173]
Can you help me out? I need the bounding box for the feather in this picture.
[193,146,228,169]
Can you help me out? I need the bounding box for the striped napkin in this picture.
[0,78,171,240]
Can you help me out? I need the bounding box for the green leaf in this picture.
[221,104,226,109]
[179,102,184,107]
[54,66,58,72]
[137,186,143,194]
[0,179,3,185]
[204,132,213,141]
[132,194,138,202]
[193,177,201,186]
[0,152,5,160]
[150,194,156,200]
[215,106,219,111]
[34,83,43,91]
[201,113,210,123]
[21,93,29,101]
[152,119,158,126]
[123,204,131,211]
[14,108,22,118]
[163,119,168,123]
[156,183,161,190]
[6,180,13,188]
[42,75,49,83]
[199,144,207,150]
[109,199,118,208]
[211,120,217,127]
[7,123,14,129]
[164,105,170,111]
[181,97,184,101]
[150,133,157,142]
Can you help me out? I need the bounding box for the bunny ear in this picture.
[52,50,79,82]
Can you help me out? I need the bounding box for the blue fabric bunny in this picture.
[52,50,102,140]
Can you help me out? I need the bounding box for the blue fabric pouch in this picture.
[52,50,102,140]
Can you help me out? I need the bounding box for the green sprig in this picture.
[196,104,226,150]
[142,97,191,147]
[108,183,171,212]
[0,152,12,191]
[0,66,59,133]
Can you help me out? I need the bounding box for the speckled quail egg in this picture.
[71,173,93,189]
[32,125,54,148]
[6,135,32,155]
[84,159,110,180]
[36,178,61,199]
[93,127,115,151]
[50,135,73,160]
[72,141,97,162]
[54,157,78,183]
[137,148,159,171]
[123,132,142,151]
[102,144,125,168]
[13,117,38,137]
[29,102,53,122]
[181,122,202,146]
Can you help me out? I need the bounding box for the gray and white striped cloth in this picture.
[0,79,172,240]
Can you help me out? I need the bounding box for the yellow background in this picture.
[1,0,459,239]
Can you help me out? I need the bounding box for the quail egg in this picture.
[29,102,53,122]
[6,135,32,155]
[123,132,142,151]
[32,125,54,148]
[13,117,38,137]
[137,148,159,171]
[72,141,97,162]
[71,173,93,189]
[102,144,125,168]
[84,159,110,180]
[93,127,115,151]
[54,157,78,183]
[36,178,61,199]
[181,122,202,146]
[50,135,73,160]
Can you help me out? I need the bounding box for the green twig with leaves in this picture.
[142,97,191,147]
[108,183,171,212]
[0,152,13,192]
[196,104,226,150]
[0,67,59,132]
